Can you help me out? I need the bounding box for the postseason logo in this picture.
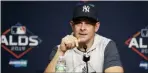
[9,59,27,68]
[1,23,42,67]
[125,26,148,70]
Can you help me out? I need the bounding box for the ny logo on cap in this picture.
[82,5,90,12]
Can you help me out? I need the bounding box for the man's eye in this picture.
[73,22,81,25]
[76,22,81,24]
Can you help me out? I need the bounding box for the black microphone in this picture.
[83,53,90,62]
[82,45,90,73]
[83,45,90,62]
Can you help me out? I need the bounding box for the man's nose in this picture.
[80,23,86,31]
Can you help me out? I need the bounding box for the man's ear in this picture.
[70,21,74,31]
[95,22,100,32]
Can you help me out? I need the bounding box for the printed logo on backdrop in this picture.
[1,23,42,67]
[125,25,148,70]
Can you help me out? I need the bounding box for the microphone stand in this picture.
[83,45,90,73]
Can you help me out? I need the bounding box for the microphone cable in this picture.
[83,45,90,73]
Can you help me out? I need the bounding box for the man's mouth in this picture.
[79,33,87,36]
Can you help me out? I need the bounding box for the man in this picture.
[44,2,124,73]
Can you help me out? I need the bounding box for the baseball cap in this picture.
[72,3,99,22]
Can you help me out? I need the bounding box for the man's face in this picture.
[71,20,100,44]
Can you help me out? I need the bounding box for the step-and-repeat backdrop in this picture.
[1,1,148,73]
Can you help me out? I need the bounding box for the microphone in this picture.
[83,45,87,52]
[82,45,90,73]
[83,45,90,62]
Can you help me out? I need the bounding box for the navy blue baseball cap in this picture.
[72,3,99,22]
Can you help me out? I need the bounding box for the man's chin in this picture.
[79,39,88,43]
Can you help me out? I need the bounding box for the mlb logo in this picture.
[11,26,26,34]
[141,29,148,37]
[139,61,148,70]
